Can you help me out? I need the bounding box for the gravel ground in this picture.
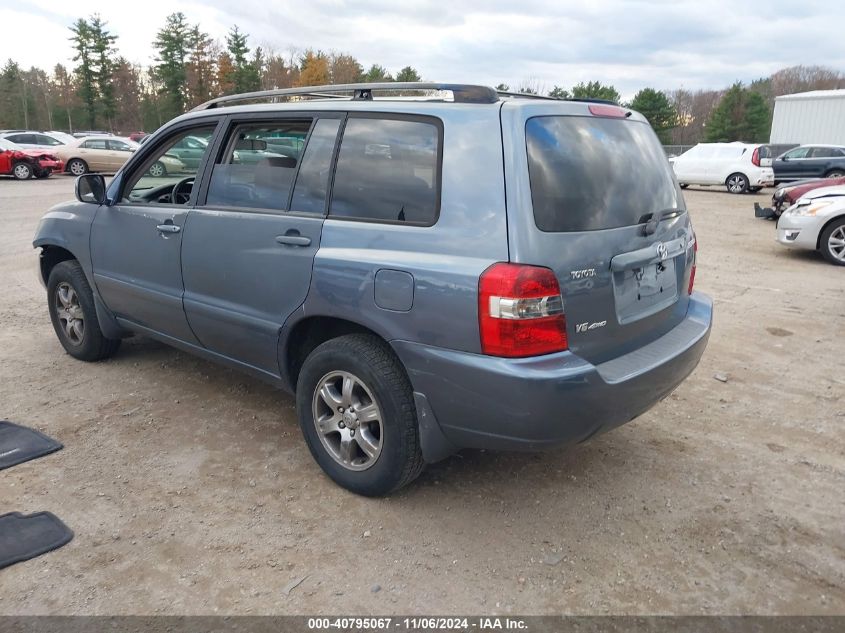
[0,176,843,615]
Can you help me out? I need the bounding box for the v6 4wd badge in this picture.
[575,320,607,333]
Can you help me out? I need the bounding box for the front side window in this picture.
[206,120,312,211]
[784,147,810,159]
[122,125,216,205]
[330,117,439,225]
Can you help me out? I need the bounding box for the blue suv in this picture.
[34,83,712,495]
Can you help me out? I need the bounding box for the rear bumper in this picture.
[393,292,712,454]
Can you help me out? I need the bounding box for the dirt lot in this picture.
[0,176,843,615]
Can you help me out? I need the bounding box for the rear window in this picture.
[526,116,683,232]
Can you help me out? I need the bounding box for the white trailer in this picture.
[770,89,845,146]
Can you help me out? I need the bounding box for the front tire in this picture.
[12,162,33,180]
[726,173,749,194]
[826,170,845,179]
[67,159,88,176]
[679,183,689,189]
[47,260,121,361]
[296,334,424,496]
[819,218,845,266]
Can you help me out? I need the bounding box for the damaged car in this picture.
[755,175,845,219]
[0,138,64,179]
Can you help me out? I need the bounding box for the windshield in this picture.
[0,138,23,151]
[526,116,684,232]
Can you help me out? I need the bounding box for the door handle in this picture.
[156,223,181,234]
[275,233,311,247]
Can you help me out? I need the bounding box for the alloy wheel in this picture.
[55,282,85,346]
[312,370,383,471]
[13,164,31,179]
[727,175,747,193]
[828,225,845,262]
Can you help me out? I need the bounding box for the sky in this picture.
[4,0,845,99]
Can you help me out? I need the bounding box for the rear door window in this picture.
[525,116,683,232]
[206,120,312,211]
[289,118,341,214]
[329,116,440,225]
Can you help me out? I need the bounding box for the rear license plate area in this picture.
[613,258,678,324]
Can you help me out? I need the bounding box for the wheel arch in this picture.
[281,315,393,393]
[815,212,845,250]
[37,244,77,286]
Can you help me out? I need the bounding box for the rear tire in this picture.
[296,334,424,496]
[748,186,763,193]
[67,159,88,176]
[148,161,166,178]
[35,170,51,179]
[679,184,689,189]
[819,218,845,266]
[12,162,33,180]
[826,170,845,179]
[47,260,121,361]
[726,173,749,194]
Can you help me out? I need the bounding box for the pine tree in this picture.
[628,88,677,143]
[395,66,420,82]
[226,26,260,93]
[69,18,97,128]
[363,64,392,82]
[89,15,118,130]
[153,12,191,119]
[571,81,620,103]
[705,82,771,142]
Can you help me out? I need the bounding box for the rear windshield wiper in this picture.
[638,208,684,235]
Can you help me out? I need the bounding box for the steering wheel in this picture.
[172,176,195,205]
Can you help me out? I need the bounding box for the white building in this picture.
[770,89,845,145]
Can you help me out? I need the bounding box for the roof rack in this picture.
[497,91,620,106]
[193,82,499,110]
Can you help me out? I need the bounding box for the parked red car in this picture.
[128,131,149,143]
[0,138,64,179]
[755,175,845,219]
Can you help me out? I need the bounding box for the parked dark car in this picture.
[773,145,845,183]
[755,175,845,219]
[33,82,712,495]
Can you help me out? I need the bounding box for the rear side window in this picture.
[206,120,312,211]
[526,116,683,232]
[810,147,845,158]
[330,117,439,225]
[83,139,107,150]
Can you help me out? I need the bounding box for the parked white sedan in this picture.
[777,185,845,265]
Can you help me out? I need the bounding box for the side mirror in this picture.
[75,174,107,205]
[781,156,789,162]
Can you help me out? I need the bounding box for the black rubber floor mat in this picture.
[0,421,62,470]
[0,512,73,569]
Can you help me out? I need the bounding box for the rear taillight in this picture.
[751,147,760,167]
[478,263,568,357]
[687,232,697,295]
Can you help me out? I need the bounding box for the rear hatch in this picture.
[503,103,696,364]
